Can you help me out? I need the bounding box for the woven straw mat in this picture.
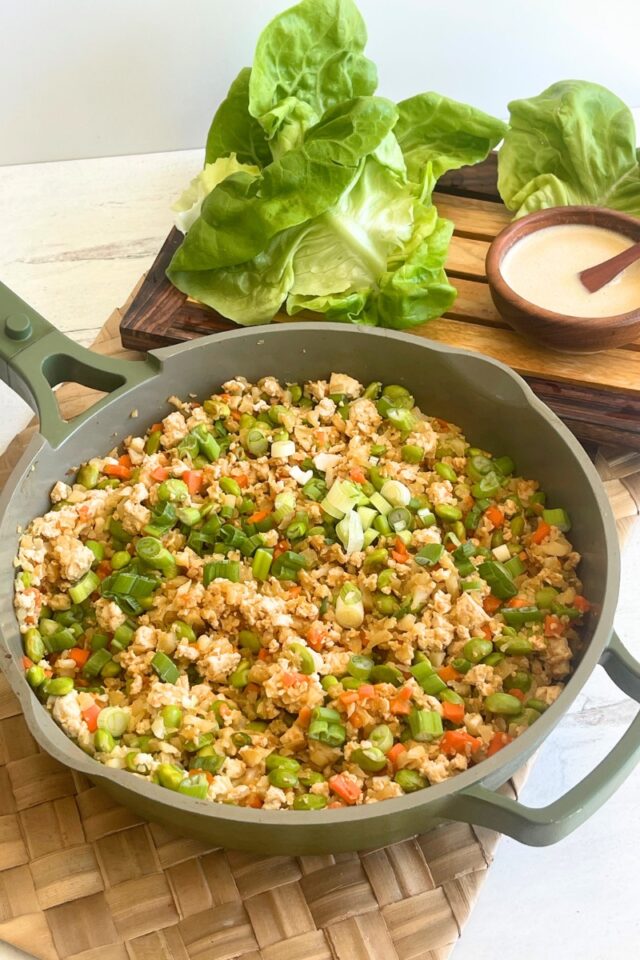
[0,295,637,960]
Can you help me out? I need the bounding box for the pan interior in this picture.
[0,324,619,816]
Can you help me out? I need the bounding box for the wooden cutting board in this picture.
[119,156,640,450]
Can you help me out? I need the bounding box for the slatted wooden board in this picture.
[119,156,640,450]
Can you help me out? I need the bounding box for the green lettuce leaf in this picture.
[168,96,397,275]
[168,143,455,328]
[171,155,259,233]
[498,80,640,218]
[395,92,507,194]
[205,68,272,167]
[249,0,377,155]
[287,203,456,328]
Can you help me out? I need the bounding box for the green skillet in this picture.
[0,279,639,854]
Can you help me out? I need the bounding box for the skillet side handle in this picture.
[448,631,640,846]
[0,280,159,448]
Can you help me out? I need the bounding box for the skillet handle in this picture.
[0,280,158,448]
[448,631,640,846]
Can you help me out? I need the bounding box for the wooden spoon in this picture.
[579,240,640,293]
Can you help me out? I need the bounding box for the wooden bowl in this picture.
[485,206,640,354]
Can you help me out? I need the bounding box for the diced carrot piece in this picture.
[349,466,366,484]
[441,701,465,725]
[573,595,591,613]
[390,698,412,715]
[69,648,90,668]
[440,730,481,756]
[438,664,461,683]
[257,648,269,661]
[248,508,271,524]
[481,623,493,640]
[485,505,504,527]
[22,656,33,670]
[487,732,513,757]
[245,794,263,808]
[531,519,551,545]
[397,684,413,700]
[150,422,163,432]
[507,597,528,608]
[307,623,327,652]
[391,536,409,563]
[103,463,131,480]
[387,743,406,766]
[483,595,502,615]
[281,671,303,687]
[273,539,290,558]
[544,614,564,637]
[349,708,367,728]
[288,585,302,597]
[329,774,361,805]
[297,706,312,728]
[184,470,203,495]
[151,466,170,482]
[507,688,526,702]
[339,691,359,706]
[231,473,249,488]
[96,560,112,580]
[119,454,132,469]
[81,703,101,733]
[358,683,375,701]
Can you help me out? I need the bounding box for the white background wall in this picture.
[1,0,639,165]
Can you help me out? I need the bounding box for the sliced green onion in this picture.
[542,507,571,532]
[288,642,316,675]
[85,540,105,563]
[203,560,241,585]
[192,424,221,462]
[152,651,180,684]
[408,708,443,742]
[136,538,177,578]
[252,548,273,581]
[97,706,130,737]
[245,428,269,457]
[336,509,364,556]
[380,480,411,508]
[69,570,100,604]
[415,543,444,567]
[347,653,374,680]
[478,560,517,600]
[83,649,112,677]
[335,583,364,628]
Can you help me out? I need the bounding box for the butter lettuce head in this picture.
[167,0,507,328]
[498,80,640,218]
[171,155,259,233]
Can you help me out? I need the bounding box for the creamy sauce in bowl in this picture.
[500,224,640,317]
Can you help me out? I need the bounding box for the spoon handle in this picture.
[579,240,640,293]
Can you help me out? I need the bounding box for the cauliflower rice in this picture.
[13,374,588,810]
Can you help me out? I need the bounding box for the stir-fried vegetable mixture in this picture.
[14,374,589,809]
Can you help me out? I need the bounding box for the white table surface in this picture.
[0,149,639,960]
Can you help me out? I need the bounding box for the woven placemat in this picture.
[0,295,638,960]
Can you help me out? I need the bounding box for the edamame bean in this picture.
[484,692,523,716]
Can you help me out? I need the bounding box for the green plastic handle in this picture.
[450,631,640,846]
[0,281,158,447]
